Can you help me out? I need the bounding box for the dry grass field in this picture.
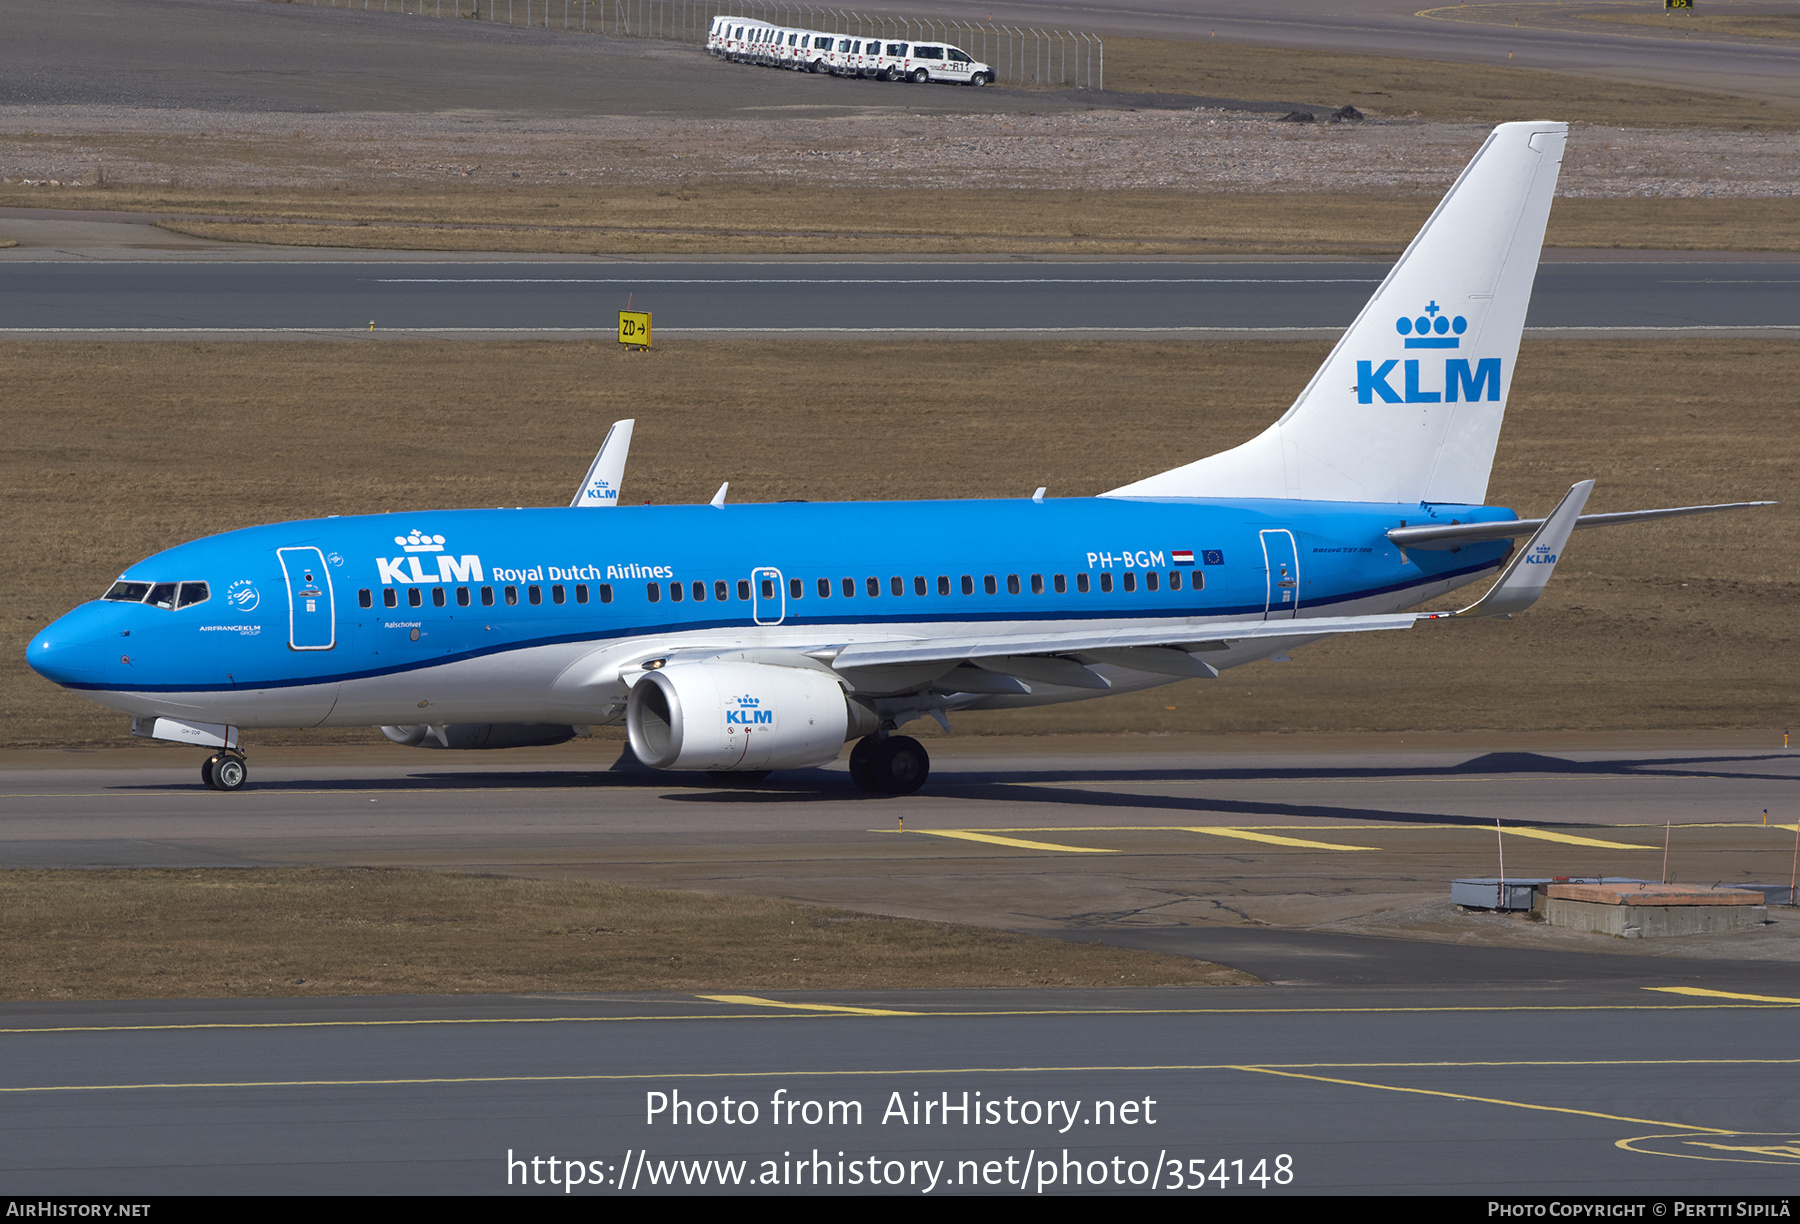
[4,337,1794,749]
[146,193,1800,257]
[0,867,1247,999]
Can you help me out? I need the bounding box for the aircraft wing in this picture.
[806,481,1596,690]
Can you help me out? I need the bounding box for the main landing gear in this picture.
[201,750,248,792]
[848,734,929,795]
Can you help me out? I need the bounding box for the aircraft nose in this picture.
[27,605,120,686]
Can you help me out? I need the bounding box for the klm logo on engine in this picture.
[376,529,484,585]
[726,695,775,726]
[1357,300,1500,405]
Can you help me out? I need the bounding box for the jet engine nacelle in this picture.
[627,660,874,771]
[380,723,578,750]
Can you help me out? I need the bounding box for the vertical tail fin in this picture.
[1105,121,1567,506]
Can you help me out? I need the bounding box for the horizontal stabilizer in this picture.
[1389,500,1775,550]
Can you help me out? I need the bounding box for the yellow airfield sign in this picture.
[618,310,651,347]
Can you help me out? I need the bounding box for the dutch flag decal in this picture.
[1171,550,1195,566]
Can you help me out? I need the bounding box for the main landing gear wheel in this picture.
[203,751,247,792]
[851,735,929,794]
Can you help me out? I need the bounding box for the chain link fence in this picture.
[290,0,1102,90]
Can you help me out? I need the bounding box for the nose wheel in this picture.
[849,734,929,794]
[201,751,248,792]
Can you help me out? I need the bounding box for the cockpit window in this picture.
[104,581,150,603]
[102,580,210,609]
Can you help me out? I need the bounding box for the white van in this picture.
[793,32,834,73]
[901,43,994,85]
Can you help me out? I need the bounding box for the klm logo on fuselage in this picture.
[1357,301,1501,405]
[377,529,484,585]
[726,695,774,726]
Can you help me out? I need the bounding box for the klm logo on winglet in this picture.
[377,530,484,585]
[1357,301,1499,405]
[1524,544,1558,565]
[726,695,774,726]
[582,481,617,503]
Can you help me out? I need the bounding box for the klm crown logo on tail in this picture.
[1356,300,1501,406]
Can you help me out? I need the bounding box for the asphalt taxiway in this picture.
[5,739,1798,1192]
[1,256,1795,340]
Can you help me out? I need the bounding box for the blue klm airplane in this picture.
[27,122,1769,793]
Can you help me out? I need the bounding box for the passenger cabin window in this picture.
[937,576,950,596]
[505,586,519,605]
[528,585,542,605]
[1030,574,1044,595]
[1077,573,1091,593]
[1053,574,1066,593]
[1099,573,1114,593]
[961,575,973,595]
[359,589,373,608]
[599,583,614,603]
[432,587,447,607]
[669,582,684,602]
[983,575,997,595]
[1006,574,1021,595]
[575,584,588,604]
[457,587,471,606]
[408,588,423,607]
[1122,573,1137,593]
[740,580,753,601]
[715,580,729,602]
[1146,572,1160,592]
[842,577,856,598]
[817,577,832,598]
[692,581,706,602]
[481,586,494,606]
[866,576,880,597]
[646,583,661,603]
[789,577,803,599]
[385,588,399,608]
[1168,572,1182,591]
[552,584,566,605]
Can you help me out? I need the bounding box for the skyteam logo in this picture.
[1358,299,1500,406]
[225,579,260,612]
[726,695,775,727]
[377,530,484,585]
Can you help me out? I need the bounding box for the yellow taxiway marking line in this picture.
[697,995,921,1016]
[1233,1066,1736,1135]
[1180,827,1376,851]
[6,1057,1796,1098]
[1496,827,1646,849]
[1648,987,1800,1005]
[911,829,1115,853]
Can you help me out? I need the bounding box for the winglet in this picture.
[570,419,635,508]
[710,482,730,508]
[1445,479,1594,618]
